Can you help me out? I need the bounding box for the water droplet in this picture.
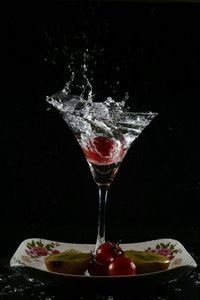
[174,287,182,292]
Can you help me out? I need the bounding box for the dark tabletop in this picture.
[1,1,200,299]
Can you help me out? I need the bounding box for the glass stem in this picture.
[95,184,108,251]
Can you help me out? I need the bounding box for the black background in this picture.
[1,0,200,269]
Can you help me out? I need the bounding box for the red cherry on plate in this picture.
[108,255,137,276]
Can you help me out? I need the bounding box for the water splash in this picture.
[46,61,157,158]
[62,53,93,102]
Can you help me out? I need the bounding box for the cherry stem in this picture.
[116,239,122,246]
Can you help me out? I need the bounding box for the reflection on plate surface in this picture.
[10,238,197,288]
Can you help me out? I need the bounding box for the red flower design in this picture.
[30,246,49,257]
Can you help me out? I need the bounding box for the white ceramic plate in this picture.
[10,238,197,289]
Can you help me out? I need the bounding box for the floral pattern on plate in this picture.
[145,241,182,260]
[25,240,60,260]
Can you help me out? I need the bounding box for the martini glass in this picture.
[47,89,157,250]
